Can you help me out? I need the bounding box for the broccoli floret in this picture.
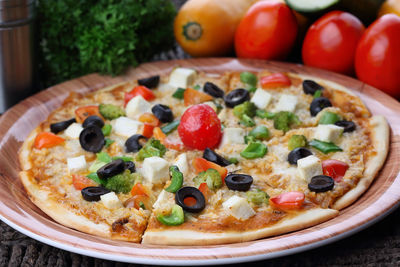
[233,101,257,119]
[105,170,139,193]
[273,111,300,133]
[99,104,125,120]
[136,138,166,161]
[193,169,222,190]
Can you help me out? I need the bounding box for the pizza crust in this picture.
[142,208,338,245]
[19,127,40,171]
[332,116,389,210]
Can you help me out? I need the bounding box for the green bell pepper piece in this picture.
[318,111,341,125]
[288,135,307,150]
[240,71,258,87]
[165,166,183,193]
[172,88,185,99]
[246,189,269,205]
[240,142,268,159]
[240,114,255,127]
[256,110,275,119]
[112,156,133,162]
[313,90,322,98]
[104,138,114,148]
[309,139,343,154]
[161,119,180,134]
[101,124,112,136]
[193,168,222,190]
[228,157,239,164]
[249,125,270,140]
[156,204,184,226]
[96,152,112,163]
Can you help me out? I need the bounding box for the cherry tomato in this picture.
[124,85,155,105]
[198,182,211,202]
[178,104,222,150]
[261,73,291,89]
[302,11,365,75]
[235,1,298,60]
[269,191,305,210]
[138,113,160,126]
[131,183,148,196]
[34,132,65,149]
[142,124,155,138]
[322,159,349,182]
[75,105,103,124]
[193,158,228,179]
[355,14,400,99]
[183,88,213,106]
[72,174,96,191]
[153,127,185,151]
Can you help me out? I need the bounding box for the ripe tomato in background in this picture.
[355,14,400,99]
[235,0,298,60]
[302,11,365,75]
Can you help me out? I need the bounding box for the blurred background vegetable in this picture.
[37,0,176,88]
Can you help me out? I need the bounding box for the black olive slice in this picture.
[310,97,332,116]
[224,88,250,108]
[82,115,104,129]
[138,75,160,89]
[288,147,313,165]
[152,104,173,123]
[79,126,105,153]
[203,148,230,167]
[125,134,148,153]
[225,174,253,192]
[97,159,126,179]
[175,186,206,213]
[203,82,224,98]
[308,175,334,193]
[335,120,356,133]
[303,80,324,95]
[125,161,136,173]
[50,118,76,134]
[81,186,111,202]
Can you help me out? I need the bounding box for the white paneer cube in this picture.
[274,94,298,113]
[152,189,174,209]
[173,153,188,176]
[251,88,272,109]
[113,116,142,137]
[297,155,323,182]
[168,67,196,88]
[100,192,122,209]
[67,155,86,172]
[222,196,255,220]
[314,124,344,143]
[142,156,170,185]
[126,95,152,119]
[219,128,246,147]
[64,123,83,139]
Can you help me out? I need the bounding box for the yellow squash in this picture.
[174,0,258,57]
[378,0,400,17]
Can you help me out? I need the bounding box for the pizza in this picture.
[18,66,389,245]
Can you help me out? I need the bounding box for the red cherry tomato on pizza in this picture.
[261,73,291,89]
[198,182,211,202]
[302,11,365,75]
[322,159,349,182]
[355,14,400,99]
[178,104,222,150]
[270,191,305,210]
[235,1,298,60]
[75,105,103,124]
[193,158,228,179]
[124,85,155,105]
[131,183,148,197]
[34,132,65,149]
[72,174,96,191]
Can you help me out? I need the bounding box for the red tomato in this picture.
[72,174,95,191]
[183,88,213,107]
[142,124,155,138]
[269,191,305,210]
[355,14,400,99]
[75,105,103,123]
[124,85,155,105]
[198,182,211,201]
[131,183,148,196]
[261,73,291,89]
[235,1,298,60]
[138,113,160,126]
[302,11,365,75]
[34,132,65,149]
[192,158,228,179]
[178,104,222,150]
[153,127,185,151]
[322,159,349,182]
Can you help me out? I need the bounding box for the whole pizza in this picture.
[19,67,389,245]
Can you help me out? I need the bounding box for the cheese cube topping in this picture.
[168,67,197,88]
[152,189,174,210]
[219,128,245,147]
[173,153,188,176]
[222,195,255,220]
[100,192,122,209]
[113,116,142,137]
[314,124,344,143]
[251,88,272,109]
[64,123,83,139]
[126,95,152,119]
[274,94,298,113]
[142,156,170,185]
[67,155,87,172]
[297,155,323,182]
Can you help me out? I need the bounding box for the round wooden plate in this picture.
[0,58,399,265]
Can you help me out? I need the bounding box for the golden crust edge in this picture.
[19,127,40,171]
[142,208,339,245]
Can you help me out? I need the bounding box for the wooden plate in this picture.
[0,58,399,265]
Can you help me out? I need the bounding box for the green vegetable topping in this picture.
[318,111,341,125]
[99,104,125,120]
[86,172,103,185]
[172,88,185,99]
[96,151,112,163]
[101,124,112,136]
[136,138,166,161]
[240,114,256,127]
[112,156,133,162]
[105,170,138,193]
[288,135,308,150]
[233,101,257,119]
[193,84,201,90]
[165,166,184,193]
[244,135,256,144]
[89,161,107,173]
[246,189,269,205]
[256,110,276,119]
[139,202,146,210]
[240,142,268,159]
[228,157,239,164]
[313,90,322,98]
[248,87,257,93]
[273,111,300,132]
[156,204,184,226]
[193,169,222,190]
[104,138,114,148]
[240,72,258,87]
[309,139,343,154]
[161,119,180,134]
[249,125,270,140]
